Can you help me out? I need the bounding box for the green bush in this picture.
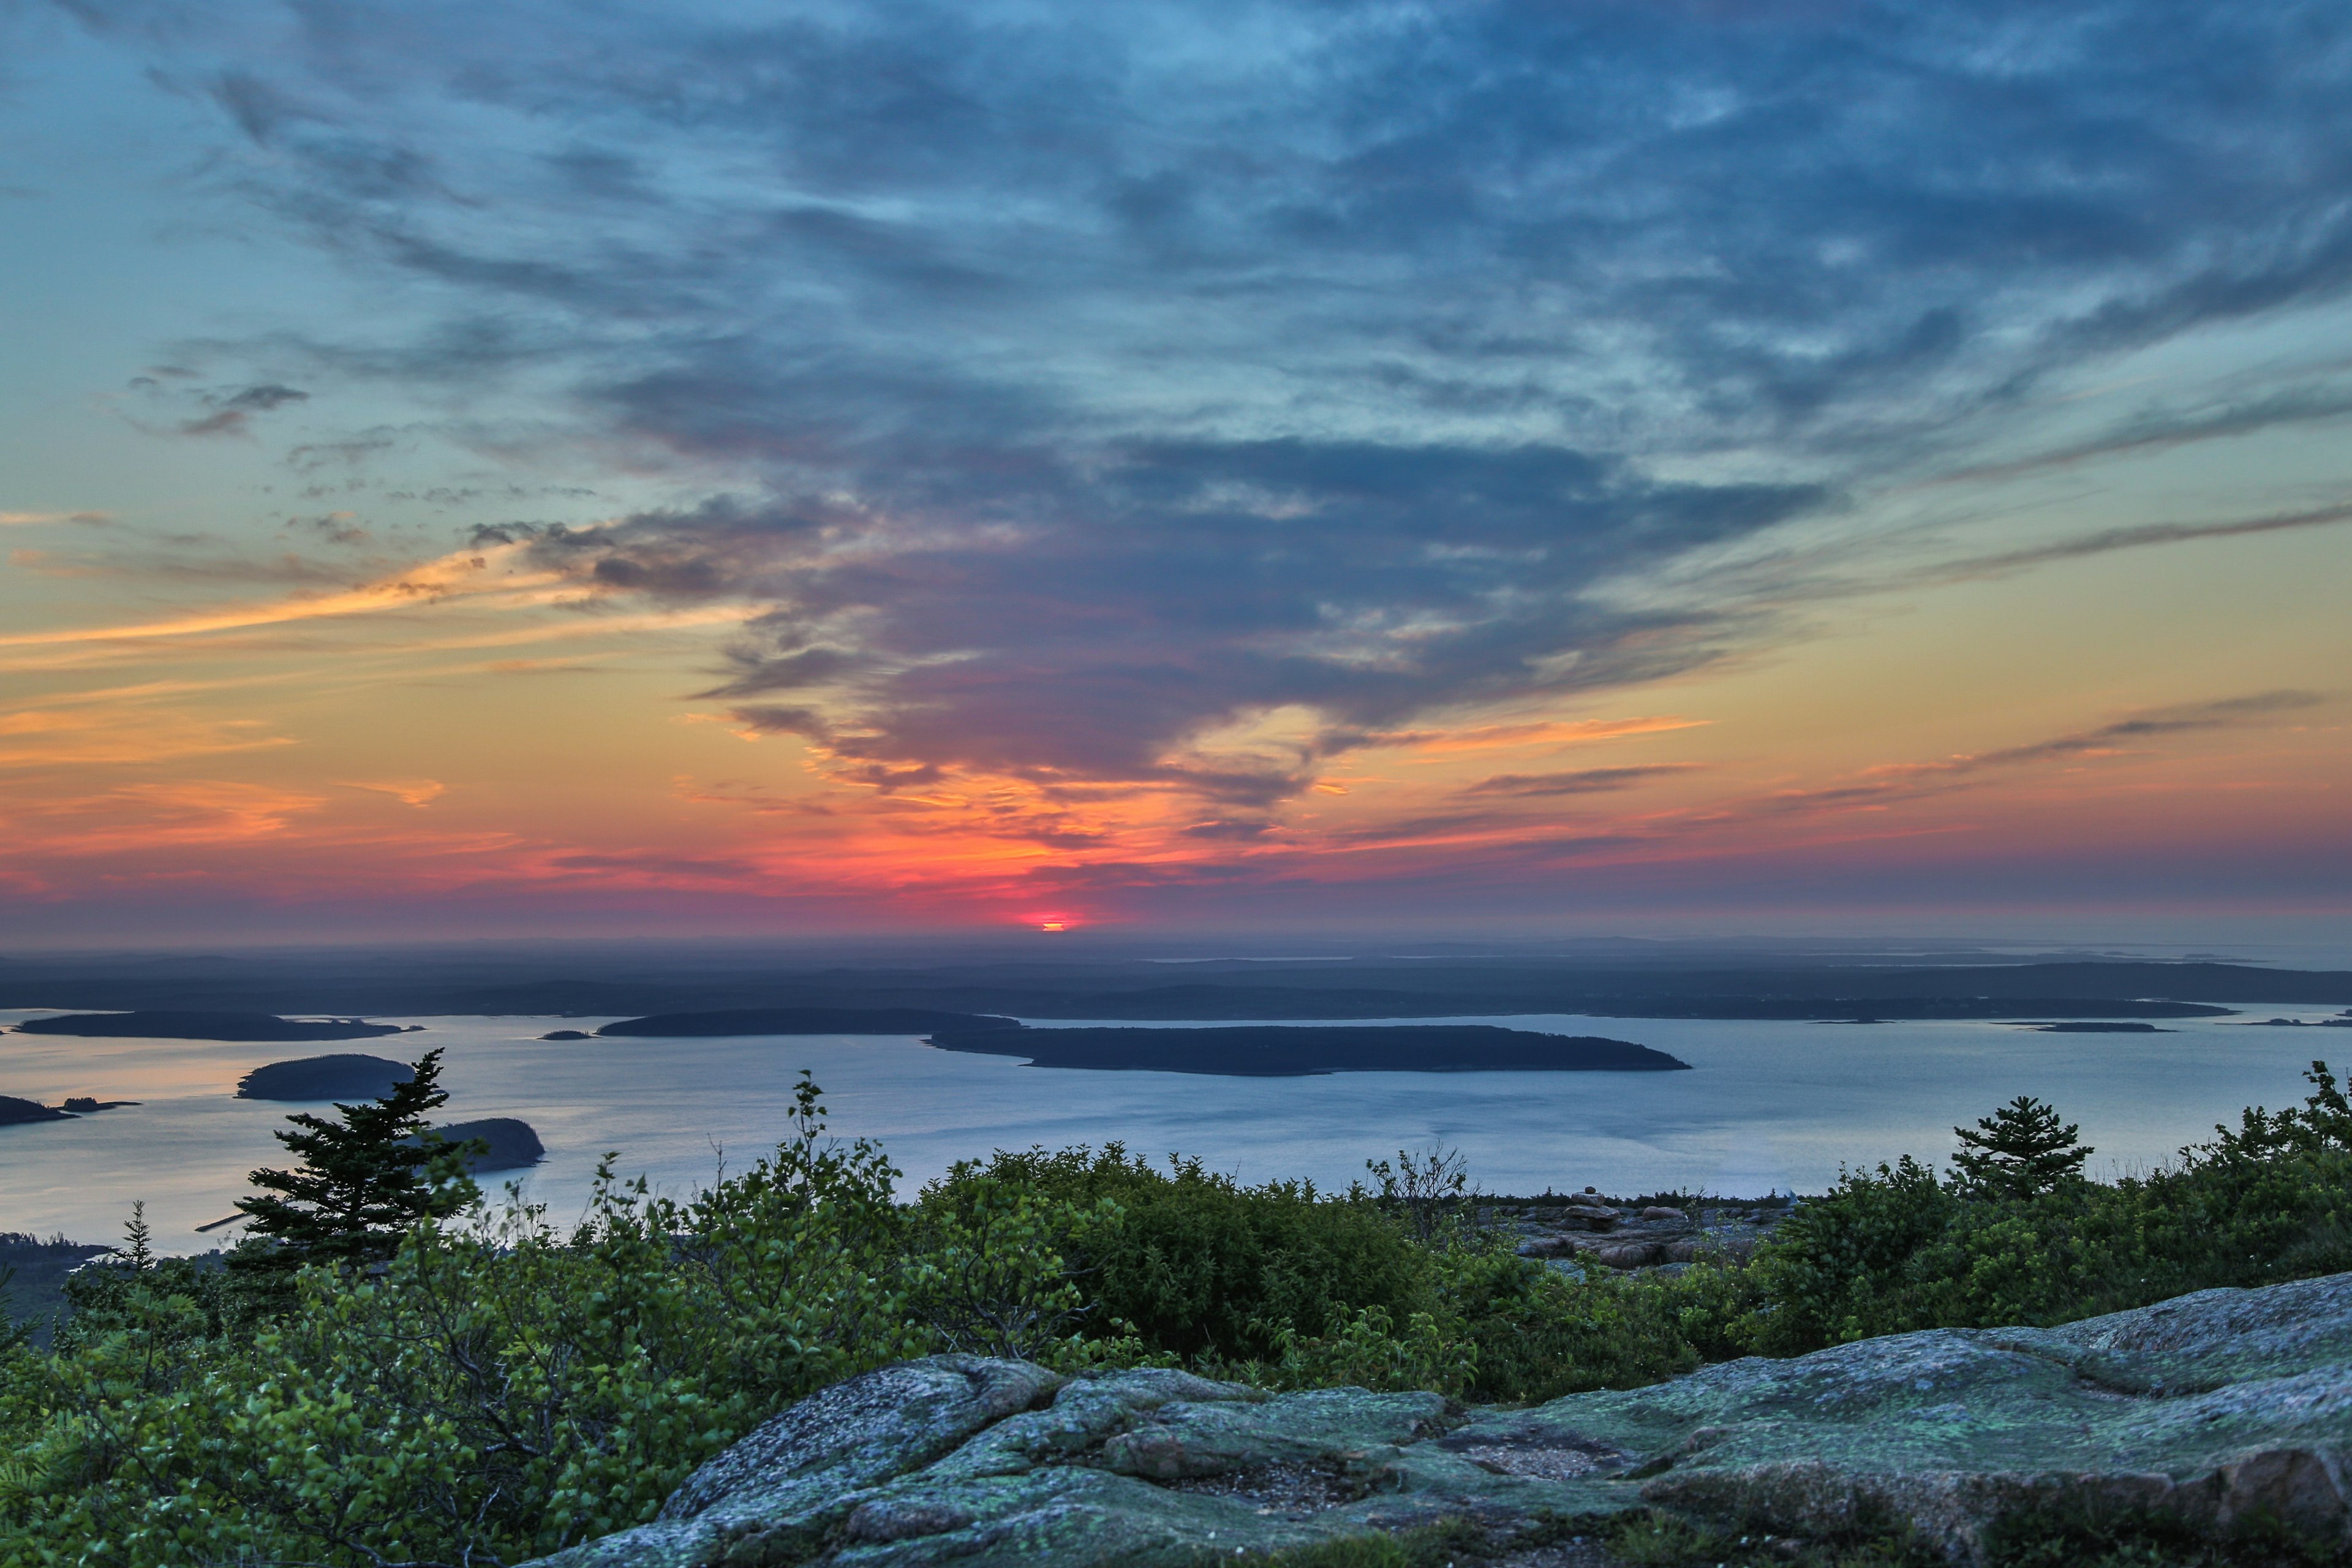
[921,1145,1436,1364]
[1740,1061,2352,1354]
[0,1075,1087,1567]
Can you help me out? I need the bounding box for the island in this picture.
[0,1093,139,1125]
[15,1011,418,1042]
[596,1008,1023,1038]
[418,1117,545,1174]
[236,1054,416,1101]
[2014,1020,2173,1033]
[924,1023,1691,1076]
[540,1028,593,1040]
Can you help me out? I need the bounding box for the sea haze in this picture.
[3,1008,2347,1250]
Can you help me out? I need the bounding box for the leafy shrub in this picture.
[0,1075,1090,1567]
[922,1144,1436,1363]
[1740,1062,2352,1354]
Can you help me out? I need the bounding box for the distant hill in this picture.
[597,1008,1023,1038]
[15,1011,415,1042]
[4,949,2343,1022]
[927,1023,1692,1076]
[0,1232,115,1348]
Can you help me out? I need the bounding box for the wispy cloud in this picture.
[339,778,445,807]
[0,541,565,649]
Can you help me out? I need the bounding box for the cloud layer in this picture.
[26,0,2352,889]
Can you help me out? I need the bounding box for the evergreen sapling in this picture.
[233,1048,483,1272]
[1953,1095,2091,1200]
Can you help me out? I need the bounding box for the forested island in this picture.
[423,1117,545,1173]
[924,1022,1691,1075]
[236,1055,417,1101]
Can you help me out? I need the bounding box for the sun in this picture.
[1039,921,1068,932]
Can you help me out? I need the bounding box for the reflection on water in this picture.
[3,1008,2345,1251]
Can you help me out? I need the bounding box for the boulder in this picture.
[1585,1241,1666,1268]
[528,1274,2352,1567]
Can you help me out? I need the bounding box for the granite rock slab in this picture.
[530,1273,2352,1566]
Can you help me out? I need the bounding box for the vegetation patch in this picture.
[7,1059,2352,1564]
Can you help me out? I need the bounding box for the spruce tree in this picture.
[1952,1095,2091,1200]
[121,1201,153,1270]
[233,1049,481,1272]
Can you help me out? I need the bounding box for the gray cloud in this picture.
[1463,764,1701,798]
[53,0,2352,806]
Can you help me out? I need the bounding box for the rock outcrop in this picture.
[529,1273,2352,1567]
[1496,1197,1789,1271]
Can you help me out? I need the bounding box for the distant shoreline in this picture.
[14,1011,418,1042]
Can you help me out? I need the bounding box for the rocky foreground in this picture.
[533,1272,2352,1567]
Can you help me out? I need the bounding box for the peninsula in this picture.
[924,1023,1691,1076]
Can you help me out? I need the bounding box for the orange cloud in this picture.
[8,780,327,858]
[0,541,567,650]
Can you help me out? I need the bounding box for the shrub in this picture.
[921,1144,1435,1363]
[0,1075,1091,1567]
[1737,1063,2352,1355]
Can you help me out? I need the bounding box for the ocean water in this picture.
[4,1007,2350,1253]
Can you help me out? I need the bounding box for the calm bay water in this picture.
[5,1007,2349,1252]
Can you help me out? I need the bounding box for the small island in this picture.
[17,1011,418,1042]
[596,1008,1023,1038]
[2015,1020,2173,1033]
[236,1055,417,1101]
[540,1028,593,1041]
[420,1117,546,1174]
[924,1023,1691,1076]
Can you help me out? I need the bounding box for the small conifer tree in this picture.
[121,1201,153,1270]
[1952,1095,2091,1200]
[233,1049,481,1272]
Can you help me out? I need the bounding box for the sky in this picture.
[2,0,2349,948]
